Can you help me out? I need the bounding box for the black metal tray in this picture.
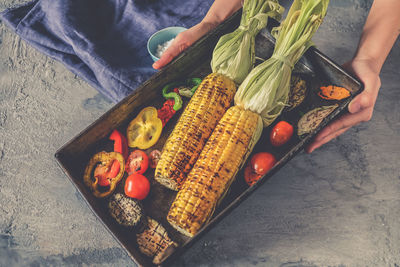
[55,11,363,267]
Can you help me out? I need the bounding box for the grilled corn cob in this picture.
[167,106,263,237]
[155,73,236,191]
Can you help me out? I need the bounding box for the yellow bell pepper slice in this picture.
[127,106,163,149]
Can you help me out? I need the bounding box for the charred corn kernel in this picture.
[167,106,263,237]
[155,73,236,191]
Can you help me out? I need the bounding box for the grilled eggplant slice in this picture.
[288,75,307,110]
[108,193,143,227]
[136,217,178,265]
[297,104,338,136]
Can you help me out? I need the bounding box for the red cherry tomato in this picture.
[270,121,294,147]
[126,150,149,175]
[149,149,161,169]
[244,164,262,186]
[124,173,150,200]
[250,152,276,175]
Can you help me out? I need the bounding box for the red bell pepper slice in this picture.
[157,99,176,127]
[95,159,121,186]
[109,129,129,161]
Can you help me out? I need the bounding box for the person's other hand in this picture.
[152,22,217,70]
[306,58,381,153]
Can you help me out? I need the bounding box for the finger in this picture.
[306,126,351,153]
[313,111,365,143]
[349,80,380,114]
[153,41,189,69]
[348,89,376,114]
[307,108,372,153]
[348,94,362,114]
[152,52,175,69]
[152,46,177,69]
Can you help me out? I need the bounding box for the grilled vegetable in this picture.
[124,173,151,200]
[244,164,262,186]
[149,149,161,169]
[270,121,294,146]
[127,107,163,150]
[108,193,143,227]
[318,85,350,100]
[288,75,307,110]
[177,78,202,98]
[95,159,120,187]
[244,152,276,186]
[155,73,236,191]
[126,150,149,175]
[155,0,282,191]
[167,106,263,237]
[109,129,129,161]
[136,217,178,265]
[297,104,338,136]
[162,82,183,111]
[250,152,277,175]
[157,99,177,127]
[83,151,125,198]
[167,0,329,237]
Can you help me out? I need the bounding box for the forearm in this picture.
[201,0,243,29]
[354,0,400,73]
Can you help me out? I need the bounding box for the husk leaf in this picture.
[211,0,284,84]
[235,0,329,127]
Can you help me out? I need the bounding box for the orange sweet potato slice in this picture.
[318,85,350,100]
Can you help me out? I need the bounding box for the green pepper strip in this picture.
[188,78,202,95]
[162,82,183,111]
[162,78,202,110]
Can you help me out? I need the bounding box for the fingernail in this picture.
[350,102,360,113]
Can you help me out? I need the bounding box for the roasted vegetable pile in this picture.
[167,0,330,237]
[78,0,360,264]
[155,0,283,191]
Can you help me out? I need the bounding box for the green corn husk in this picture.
[211,0,284,85]
[235,0,330,126]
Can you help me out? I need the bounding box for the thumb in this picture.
[152,40,187,70]
[152,52,174,70]
[348,84,376,114]
[348,94,362,114]
[152,43,179,70]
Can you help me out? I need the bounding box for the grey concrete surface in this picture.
[1,0,399,266]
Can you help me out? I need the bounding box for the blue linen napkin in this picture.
[0,0,213,102]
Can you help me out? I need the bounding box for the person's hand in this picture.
[306,58,381,153]
[152,22,217,70]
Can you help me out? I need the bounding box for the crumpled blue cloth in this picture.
[0,0,213,102]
